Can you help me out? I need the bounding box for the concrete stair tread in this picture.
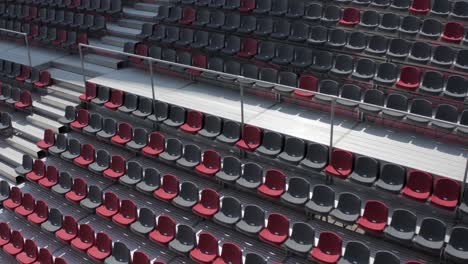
[0,159,19,183]
[133,3,161,13]
[26,113,65,133]
[12,121,44,143]
[48,67,85,91]
[89,39,126,52]
[124,7,159,19]
[99,36,137,49]
[5,135,43,159]
[118,18,146,30]
[107,23,141,39]
[40,94,78,110]
[84,54,125,69]
[33,101,65,120]
[47,85,82,103]
[52,55,116,77]
[0,142,27,168]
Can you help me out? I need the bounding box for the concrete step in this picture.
[48,67,85,92]
[100,36,136,49]
[0,160,19,183]
[26,113,66,133]
[33,101,65,121]
[124,7,159,20]
[40,94,78,111]
[5,135,44,159]
[52,56,115,77]
[12,120,44,143]
[84,54,126,69]
[133,3,160,13]
[106,23,141,40]
[89,38,125,52]
[118,19,145,30]
[47,85,82,104]
[0,142,26,168]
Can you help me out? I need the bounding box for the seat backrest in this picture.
[290,222,314,244]
[363,200,388,223]
[200,188,220,209]
[343,241,370,264]
[266,213,289,235]
[317,232,342,256]
[336,192,361,214]
[175,224,195,245]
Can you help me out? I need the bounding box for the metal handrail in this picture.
[0,28,32,71]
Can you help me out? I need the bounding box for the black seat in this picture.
[445,227,468,264]
[216,120,240,145]
[221,36,241,55]
[352,58,376,80]
[278,137,305,163]
[222,13,240,31]
[399,15,421,35]
[216,156,241,183]
[360,10,379,29]
[315,80,339,103]
[407,99,432,125]
[322,5,341,24]
[387,38,410,59]
[272,44,294,66]
[326,28,347,48]
[271,19,290,39]
[270,0,287,16]
[420,71,444,95]
[431,46,455,68]
[310,51,333,72]
[420,19,442,39]
[305,185,335,216]
[300,143,328,171]
[236,162,263,190]
[281,177,310,206]
[338,241,370,264]
[254,0,271,14]
[291,47,312,68]
[414,218,446,254]
[255,41,275,62]
[235,205,265,236]
[346,31,368,51]
[365,35,388,55]
[432,104,458,131]
[304,3,322,21]
[384,209,417,244]
[337,84,361,108]
[289,22,308,42]
[444,75,468,100]
[213,196,242,227]
[172,181,199,210]
[383,93,408,120]
[373,251,400,264]
[254,17,273,36]
[237,15,256,33]
[207,10,225,29]
[283,222,314,255]
[256,131,283,157]
[274,71,297,93]
[359,90,384,114]
[331,54,353,76]
[136,168,160,194]
[374,63,398,85]
[409,42,431,63]
[330,192,361,225]
[378,13,400,32]
[308,26,327,45]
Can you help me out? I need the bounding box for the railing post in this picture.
[327,98,337,184]
[238,77,246,158]
[78,44,86,87]
[23,33,32,71]
[149,61,157,127]
[460,159,468,214]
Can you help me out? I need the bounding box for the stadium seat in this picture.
[55,215,78,243]
[89,149,110,174]
[190,233,219,263]
[118,161,143,187]
[338,241,370,264]
[71,109,90,130]
[214,196,242,227]
[172,181,199,210]
[126,128,148,151]
[384,209,417,244]
[74,144,95,168]
[442,22,464,43]
[41,208,63,233]
[430,177,460,210]
[409,42,431,63]
[103,155,126,180]
[112,199,137,227]
[365,35,388,55]
[410,0,430,14]
[349,156,379,186]
[96,192,119,219]
[360,10,379,29]
[192,189,220,219]
[80,185,102,211]
[104,90,124,110]
[111,122,133,145]
[214,242,242,264]
[16,155,33,176]
[258,169,286,198]
[154,174,179,202]
[168,225,196,254]
[176,144,201,169]
[414,217,446,253]
[33,71,51,88]
[65,178,87,203]
[433,104,458,131]
[259,213,289,246]
[305,184,335,216]
[80,83,97,102]
[311,232,342,263]
[51,172,73,195]
[340,8,360,26]
[444,75,468,100]
[452,1,468,19]
[325,149,354,178]
[374,251,400,264]
[15,193,34,217]
[420,19,442,39]
[3,187,22,210]
[308,26,328,45]
[445,227,468,264]
[330,192,361,225]
[130,207,155,237]
[331,54,353,77]
[358,200,388,233]
[87,232,112,261]
[315,80,339,103]
[38,166,59,189]
[83,113,103,135]
[71,224,94,251]
[26,159,46,182]
[142,132,165,157]
[3,230,23,256]
[106,242,131,264]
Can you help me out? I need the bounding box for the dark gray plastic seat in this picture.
[160,48,176,69]
[278,137,305,163]
[51,172,72,195]
[176,144,201,169]
[272,44,294,66]
[305,185,335,216]
[331,54,353,76]
[455,50,468,72]
[300,143,328,171]
[193,9,209,26]
[41,208,62,233]
[255,42,275,62]
[420,19,442,39]
[274,71,297,93]
[60,138,81,161]
[359,90,385,114]
[104,242,130,264]
[207,11,225,29]
[407,99,432,125]
[315,80,339,103]
[59,106,76,125]
[190,31,209,49]
[214,196,242,227]
[236,162,263,190]
[337,84,361,108]
[283,222,314,255]
[271,19,290,39]
[390,0,410,9]
[6,87,19,105]
[375,163,405,193]
[245,253,267,264]
[221,36,240,55]
[304,3,322,21]
[286,0,304,18]
[0,84,11,101]
[216,156,242,183]
[201,57,223,79]
[91,86,109,105]
[168,225,196,254]
[338,241,370,264]
[270,0,287,15]
[205,33,225,52]
[326,28,347,48]
[330,192,361,224]
[136,168,160,195]
[237,15,256,33]
[47,133,67,156]
[222,13,240,31]
[310,51,333,72]
[365,35,388,55]
[308,26,327,45]
[452,1,468,19]
[432,104,458,131]
[219,60,241,82]
[0,112,11,135]
[409,42,431,63]
[0,180,9,202]
[216,120,240,145]
[291,47,312,68]
[83,113,102,135]
[445,227,468,264]
[281,177,310,206]
[15,155,33,176]
[374,63,398,85]
[349,156,379,186]
[130,207,155,237]
[419,71,444,95]
[172,51,191,72]
[254,18,273,36]
[96,118,116,141]
[163,106,186,128]
[432,46,455,67]
[119,161,143,187]
[414,218,446,253]
[346,31,368,52]
[175,28,194,47]
[89,149,110,174]
[254,0,271,14]
[80,185,102,211]
[289,22,308,42]
[387,39,410,59]
[159,138,183,163]
[444,75,468,100]
[172,181,199,210]
[384,209,417,244]
[149,45,162,59]
[235,204,265,236]
[360,10,379,29]
[399,15,420,35]
[383,93,408,119]
[162,26,180,45]
[239,64,259,85]
[198,115,222,139]
[457,110,468,136]
[373,251,400,264]
[378,13,400,32]
[126,128,148,151]
[256,131,283,157]
[322,5,341,24]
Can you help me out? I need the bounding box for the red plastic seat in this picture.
[192,189,220,219]
[409,0,430,14]
[96,192,119,219]
[294,75,318,98]
[131,44,149,64]
[258,169,286,199]
[402,170,433,201]
[325,149,354,179]
[53,30,67,46]
[213,242,242,264]
[55,215,78,243]
[132,251,151,264]
[310,232,342,264]
[111,123,133,145]
[15,66,31,82]
[54,257,68,264]
[87,232,112,261]
[74,144,95,167]
[430,177,460,210]
[71,224,95,251]
[238,38,258,58]
[340,8,360,26]
[35,248,52,264]
[70,109,90,130]
[3,187,22,210]
[239,0,255,12]
[34,71,51,88]
[259,213,289,246]
[154,174,179,202]
[76,33,89,47]
[103,156,126,180]
[149,215,176,246]
[441,22,464,43]
[65,178,88,203]
[357,200,388,233]
[190,233,219,263]
[15,90,32,109]
[80,82,97,102]
[236,125,262,151]
[36,129,55,150]
[15,193,35,217]
[396,66,421,90]
[180,110,204,134]
[104,90,124,110]
[26,159,46,182]
[38,166,59,189]
[16,239,37,264]
[142,132,165,157]
[195,150,221,177]
[187,54,207,76]
[3,230,23,256]
[179,7,196,25]
[0,222,11,247]
[112,200,137,227]
[27,200,48,225]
